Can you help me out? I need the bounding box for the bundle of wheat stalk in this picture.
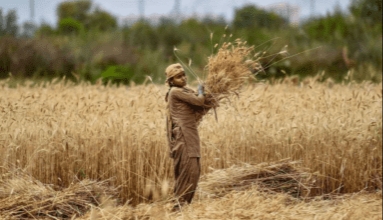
[198,160,315,199]
[203,39,261,107]
[0,172,116,219]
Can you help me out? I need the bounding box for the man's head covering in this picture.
[165,63,184,83]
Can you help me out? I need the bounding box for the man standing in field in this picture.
[165,63,208,212]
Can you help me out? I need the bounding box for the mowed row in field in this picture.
[0,78,381,205]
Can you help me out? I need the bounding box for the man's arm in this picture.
[171,87,205,106]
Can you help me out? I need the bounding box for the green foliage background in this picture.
[0,0,381,84]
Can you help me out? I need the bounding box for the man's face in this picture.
[172,72,187,87]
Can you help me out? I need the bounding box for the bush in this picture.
[101,65,136,85]
[58,18,84,35]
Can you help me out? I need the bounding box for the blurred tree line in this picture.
[0,0,381,84]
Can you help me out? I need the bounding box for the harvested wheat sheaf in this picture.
[204,39,261,107]
[199,160,315,199]
[0,172,117,219]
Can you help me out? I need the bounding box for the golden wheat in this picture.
[0,78,381,210]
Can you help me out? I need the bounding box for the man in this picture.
[164,63,207,211]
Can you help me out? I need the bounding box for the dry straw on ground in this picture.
[0,171,116,219]
[1,165,381,219]
[199,160,315,199]
[77,191,382,220]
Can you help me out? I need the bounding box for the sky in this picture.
[0,0,351,26]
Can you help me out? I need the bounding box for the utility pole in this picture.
[138,0,145,19]
[310,0,315,17]
[30,0,35,22]
[173,0,181,17]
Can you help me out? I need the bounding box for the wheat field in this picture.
[0,78,381,219]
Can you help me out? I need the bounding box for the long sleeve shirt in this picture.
[166,86,207,157]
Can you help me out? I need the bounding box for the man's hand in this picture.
[198,84,205,96]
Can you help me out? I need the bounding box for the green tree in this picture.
[21,21,37,38]
[179,18,208,45]
[350,0,382,27]
[303,10,349,43]
[56,0,117,32]
[128,20,158,50]
[4,9,18,36]
[348,0,382,72]
[87,8,117,31]
[36,22,56,36]
[57,0,91,24]
[156,17,182,57]
[233,4,287,30]
[0,9,4,36]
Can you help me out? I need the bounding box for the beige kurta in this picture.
[166,86,209,205]
[166,86,208,158]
